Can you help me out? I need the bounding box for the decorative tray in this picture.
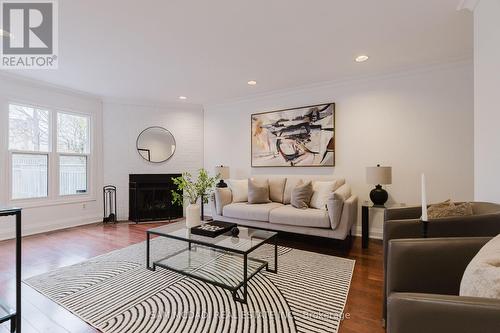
[190,221,237,238]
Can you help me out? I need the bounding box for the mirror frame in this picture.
[136,126,176,163]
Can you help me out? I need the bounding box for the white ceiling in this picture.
[4,0,472,105]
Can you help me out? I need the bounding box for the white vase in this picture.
[185,203,201,228]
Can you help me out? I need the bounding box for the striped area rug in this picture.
[25,237,355,333]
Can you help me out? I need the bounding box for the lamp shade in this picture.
[214,166,230,179]
[366,165,392,185]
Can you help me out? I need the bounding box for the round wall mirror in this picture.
[136,126,176,163]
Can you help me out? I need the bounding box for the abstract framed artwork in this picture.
[251,103,335,167]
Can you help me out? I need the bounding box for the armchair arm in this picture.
[385,205,423,221]
[387,237,491,296]
[387,292,500,333]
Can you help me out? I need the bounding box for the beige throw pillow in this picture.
[460,234,500,299]
[227,179,248,203]
[310,181,336,210]
[269,178,286,203]
[428,200,473,219]
[248,179,271,204]
[283,178,302,204]
[291,181,313,209]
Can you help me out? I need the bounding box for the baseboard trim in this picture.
[352,225,383,240]
[0,214,102,241]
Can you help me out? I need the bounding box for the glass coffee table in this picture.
[146,222,278,304]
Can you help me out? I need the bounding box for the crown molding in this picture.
[457,0,481,11]
[0,70,102,101]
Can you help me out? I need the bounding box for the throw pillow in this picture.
[248,178,271,204]
[227,179,248,203]
[291,181,313,209]
[460,234,500,299]
[268,177,286,203]
[310,181,336,210]
[428,200,473,219]
[327,184,352,229]
[283,178,302,204]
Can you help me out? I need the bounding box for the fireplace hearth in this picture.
[129,174,183,222]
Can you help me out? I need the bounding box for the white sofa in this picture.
[210,175,358,240]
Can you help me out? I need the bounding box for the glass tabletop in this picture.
[362,201,409,209]
[0,206,21,214]
[148,221,277,254]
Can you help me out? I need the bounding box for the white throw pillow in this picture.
[227,179,248,203]
[460,234,500,299]
[310,181,336,210]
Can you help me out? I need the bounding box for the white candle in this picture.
[421,173,428,221]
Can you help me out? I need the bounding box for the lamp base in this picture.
[216,180,228,188]
[370,185,388,206]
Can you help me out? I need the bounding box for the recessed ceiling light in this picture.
[179,96,187,100]
[247,80,257,86]
[355,55,369,63]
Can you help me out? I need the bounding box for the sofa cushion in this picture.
[291,181,313,209]
[248,178,271,204]
[269,177,286,203]
[460,234,500,299]
[223,202,283,221]
[269,205,331,228]
[227,179,248,203]
[310,181,336,210]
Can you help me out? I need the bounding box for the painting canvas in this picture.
[251,103,335,167]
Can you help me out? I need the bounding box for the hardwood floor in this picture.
[0,221,384,333]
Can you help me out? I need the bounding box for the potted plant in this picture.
[171,169,219,228]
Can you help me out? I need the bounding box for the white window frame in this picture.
[56,110,91,197]
[6,100,95,207]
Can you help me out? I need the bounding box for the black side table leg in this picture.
[10,317,15,333]
[362,206,369,249]
[16,211,21,333]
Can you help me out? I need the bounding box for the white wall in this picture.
[102,101,204,220]
[474,0,500,203]
[204,62,474,238]
[0,74,103,240]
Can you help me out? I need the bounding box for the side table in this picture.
[0,206,22,333]
[361,203,405,249]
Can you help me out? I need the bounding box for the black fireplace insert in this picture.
[129,174,183,222]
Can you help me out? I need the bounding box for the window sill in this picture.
[9,196,97,209]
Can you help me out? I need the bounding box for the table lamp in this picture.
[366,164,392,206]
[215,166,230,188]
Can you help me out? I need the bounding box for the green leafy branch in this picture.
[171,169,220,206]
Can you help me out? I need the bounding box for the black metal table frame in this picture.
[0,208,22,333]
[146,229,278,304]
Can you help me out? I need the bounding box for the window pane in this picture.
[9,104,50,152]
[60,155,87,195]
[12,154,48,199]
[57,113,89,153]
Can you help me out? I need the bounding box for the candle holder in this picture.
[421,219,429,238]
